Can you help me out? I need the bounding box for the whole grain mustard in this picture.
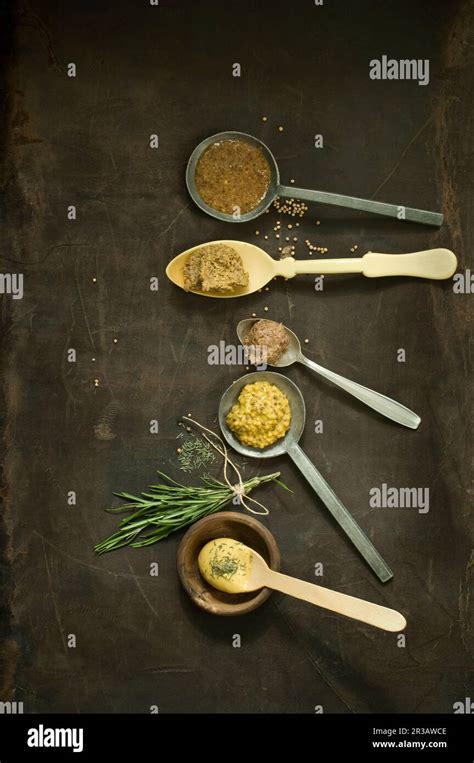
[226,381,291,449]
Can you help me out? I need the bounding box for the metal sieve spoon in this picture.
[218,371,393,583]
[187,130,443,226]
[236,318,421,429]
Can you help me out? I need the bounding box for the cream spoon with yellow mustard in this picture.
[198,538,406,632]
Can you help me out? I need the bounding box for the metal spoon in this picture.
[237,318,421,429]
[198,538,406,631]
[187,130,443,226]
[218,371,393,583]
[165,239,457,297]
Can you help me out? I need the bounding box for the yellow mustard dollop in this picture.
[226,381,291,449]
[198,538,252,594]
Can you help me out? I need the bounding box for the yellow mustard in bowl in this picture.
[226,381,291,449]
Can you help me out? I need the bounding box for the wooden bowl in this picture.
[177,511,280,616]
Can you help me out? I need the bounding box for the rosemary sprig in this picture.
[94,470,289,554]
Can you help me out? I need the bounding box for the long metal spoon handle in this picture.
[299,356,421,429]
[261,569,406,631]
[277,184,443,226]
[287,443,393,583]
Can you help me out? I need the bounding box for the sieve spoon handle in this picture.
[286,442,393,583]
[298,355,421,429]
[277,184,443,226]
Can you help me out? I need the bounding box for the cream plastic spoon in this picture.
[198,538,407,632]
[237,318,420,429]
[165,240,457,297]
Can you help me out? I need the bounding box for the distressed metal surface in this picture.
[0,0,472,712]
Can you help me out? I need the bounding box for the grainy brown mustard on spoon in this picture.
[195,139,271,214]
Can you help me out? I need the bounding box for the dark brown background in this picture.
[0,0,472,713]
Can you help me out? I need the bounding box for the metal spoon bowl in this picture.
[218,371,393,582]
[236,318,421,429]
[218,370,304,458]
[237,318,300,369]
[186,131,278,224]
